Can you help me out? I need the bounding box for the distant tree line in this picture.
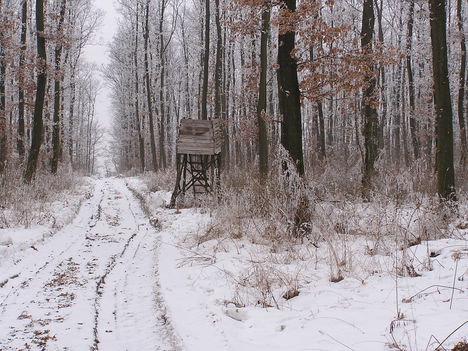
[0,0,102,181]
[107,0,466,201]
[2,0,464,200]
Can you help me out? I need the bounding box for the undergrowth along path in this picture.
[0,178,176,351]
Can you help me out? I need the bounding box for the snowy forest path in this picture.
[0,178,175,351]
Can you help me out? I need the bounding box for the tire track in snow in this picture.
[125,183,184,351]
[0,185,105,311]
[0,181,111,350]
[0,178,174,350]
[91,231,137,350]
[92,183,177,351]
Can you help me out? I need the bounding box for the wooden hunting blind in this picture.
[170,119,222,207]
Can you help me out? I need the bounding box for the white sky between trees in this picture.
[82,0,120,175]
[83,0,120,131]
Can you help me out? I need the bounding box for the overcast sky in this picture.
[82,0,120,131]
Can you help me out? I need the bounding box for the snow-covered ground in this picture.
[0,180,91,269]
[1,176,466,351]
[0,178,177,350]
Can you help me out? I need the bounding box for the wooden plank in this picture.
[176,119,222,155]
[177,147,215,154]
[177,143,215,151]
[178,134,214,142]
[180,126,212,137]
[177,141,215,149]
[177,143,216,151]
[177,149,217,156]
[178,136,214,142]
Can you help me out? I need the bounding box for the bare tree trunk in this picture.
[406,0,420,161]
[374,0,386,151]
[394,63,402,168]
[0,0,7,173]
[214,0,222,119]
[277,0,304,176]
[429,0,456,201]
[134,4,145,172]
[158,0,167,169]
[144,0,158,171]
[201,0,210,120]
[456,0,467,166]
[68,77,75,166]
[309,46,326,161]
[317,101,326,161]
[361,0,379,199]
[25,0,47,183]
[51,0,67,174]
[17,0,28,160]
[257,2,270,179]
[181,6,192,118]
[400,68,410,167]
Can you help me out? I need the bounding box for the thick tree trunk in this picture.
[144,0,158,172]
[456,0,467,166]
[277,0,304,176]
[360,0,379,199]
[201,0,210,120]
[17,0,28,160]
[257,3,270,179]
[429,0,456,201]
[25,0,47,183]
[51,0,67,174]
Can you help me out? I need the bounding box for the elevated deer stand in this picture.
[170,119,222,208]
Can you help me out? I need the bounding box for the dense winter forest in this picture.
[105,0,467,201]
[0,0,466,198]
[0,0,467,350]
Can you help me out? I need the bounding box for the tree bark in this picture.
[360,0,379,199]
[17,0,28,160]
[214,0,223,119]
[317,101,326,161]
[456,0,467,166]
[0,0,7,173]
[134,4,145,172]
[374,0,386,151]
[309,46,326,161]
[181,6,192,118]
[201,0,210,120]
[25,0,47,183]
[158,0,167,169]
[277,0,304,176]
[51,0,67,174]
[429,0,456,201]
[257,3,270,179]
[144,0,158,172]
[406,0,420,160]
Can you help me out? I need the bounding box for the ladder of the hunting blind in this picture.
[170,119,222,208]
